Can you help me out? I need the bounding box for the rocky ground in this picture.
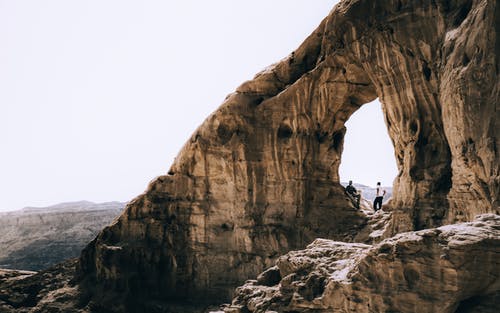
[0,259,81,313]
[1,211,498,313]
[221,214,500,313]
[0,201,124,271]
[0,259,223,313]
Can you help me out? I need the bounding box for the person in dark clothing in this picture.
[373,182,386,211]
[345,180,361,208]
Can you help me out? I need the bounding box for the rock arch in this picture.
[79,0,499,306]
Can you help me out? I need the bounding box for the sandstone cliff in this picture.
[0,201,124,271]
[78,0,499,308]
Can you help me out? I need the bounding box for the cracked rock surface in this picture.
[225,214,500,313]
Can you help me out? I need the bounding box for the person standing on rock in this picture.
[345,180,361,209]
[373,182,386,211]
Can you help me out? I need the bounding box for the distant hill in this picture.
[0,201,125,271]
[340,182,393,203]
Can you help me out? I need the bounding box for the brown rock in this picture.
[226,214,500,313]
[0,260,83,313]
[77,0,499,308]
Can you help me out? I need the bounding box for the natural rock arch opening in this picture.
[79,0,498,308]
[339,99,398,198]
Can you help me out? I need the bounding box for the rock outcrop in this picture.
[0,260,80,313]
[0,260,217,313]
[2,216,498,313]
[78,0,499,308]
[0,201,124,271]
[225,214,500,313]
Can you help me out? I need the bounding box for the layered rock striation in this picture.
[78,0,499,308]
[0,201,124,271]
[226,214,500,313]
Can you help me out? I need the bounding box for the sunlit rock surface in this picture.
[225,214,500,313]
[77,0,499,308]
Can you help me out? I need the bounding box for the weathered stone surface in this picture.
[78,0,499,308]
[354,209,394,243]
[0,260,83,313]
[226,214,500,313]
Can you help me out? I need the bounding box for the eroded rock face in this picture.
[79,0,499,307]
[226,214,500,313]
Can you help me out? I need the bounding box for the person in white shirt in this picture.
[373,182,386,211]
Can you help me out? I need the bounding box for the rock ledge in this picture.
[226,214,500,313]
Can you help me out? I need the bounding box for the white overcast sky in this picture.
[0,0,397,211]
